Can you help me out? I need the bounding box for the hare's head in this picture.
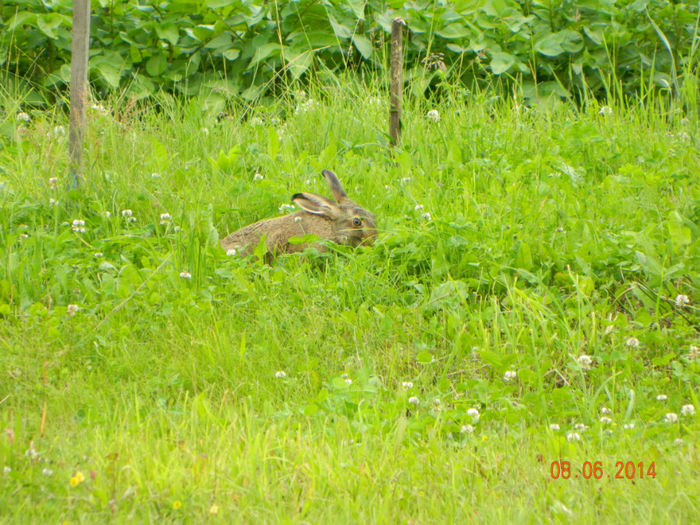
[292,170,377,247]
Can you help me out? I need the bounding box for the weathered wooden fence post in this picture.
[69,0,91,189]
[390,18,405,149]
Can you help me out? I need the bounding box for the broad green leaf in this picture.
[8,12,36,31]
[285,48,314,79]
[328,14,352,39]
[223,49,240,61]
[436,23,470,39]
[248,43,281,68]
[352,35,373,59]
[94,63,122,89]
[347,0,366,20]
[37,14,64,40]
[156,24,179,46]
[207,0,236,7]
[146,54,168,76]
[490,51,516,74]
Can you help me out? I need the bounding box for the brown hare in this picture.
[221,170,377,257]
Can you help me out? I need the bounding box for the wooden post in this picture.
[389,18,404,148]
[69,0,91,189]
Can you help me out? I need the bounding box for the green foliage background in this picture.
[1,0,698,102]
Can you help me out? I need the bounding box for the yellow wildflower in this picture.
[172,500,182,509]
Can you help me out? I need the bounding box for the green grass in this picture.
[0,82,698,523]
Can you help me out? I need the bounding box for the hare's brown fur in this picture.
[221,170,376,257]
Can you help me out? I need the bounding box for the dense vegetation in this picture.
[0,79,698,520]
[1,0,698,104]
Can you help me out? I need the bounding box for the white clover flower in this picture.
[674,438,684,446]
[467,408,480,421]
[25,442,37,458]
[54,125,66,137]
[600,406,612,415]
[408,396,420,405]
[16,112,30,122]
[426,109,440,122]
[94,252,103,258]
[121,209,133,217]
[226,248,237,257]
[574,423,588,432]
[253,173,264,181]
[179,271,192,279]
[460,424,474,434]
[680,404,695,416]
[104,211,111,218]
[675,294,690,307]
[414,204,424,211]
[279,203,296,213]
[566,432,581,442]
[599,106,612,116]
[401,381,413,389]
[49,198,58,206]
[626,337,640,347]
[201,127,209,136]
[549,423,560,431]
[344,378,353,385]
[400,177,412,183]
[49,177,58,190]
[42,468,53,476]
[623,423,635,429]
[159,213,171,221]
[19,233,29,240]
[577,354,593,369]
[67,304,79,316]
[689,345,699,360]
[600,416,612,425]
[275,370,286,378]
[664,413,678,423]
[504,370,517,382]
[421,212,432,221]
[151,172,161,179]
[656,394,668,401]
[293,216,302,223]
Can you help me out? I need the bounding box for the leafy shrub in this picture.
[0,1,698,102]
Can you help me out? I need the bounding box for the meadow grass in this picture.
[0,80,698,523]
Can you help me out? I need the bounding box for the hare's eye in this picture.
[352,217,362,227]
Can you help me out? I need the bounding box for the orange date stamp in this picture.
[550,461,656,480]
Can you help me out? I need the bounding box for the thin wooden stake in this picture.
[69,0,91,189]
[389,18,405,148]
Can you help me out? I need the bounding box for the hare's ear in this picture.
[322,169,349,203]
[292,193,341,218]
